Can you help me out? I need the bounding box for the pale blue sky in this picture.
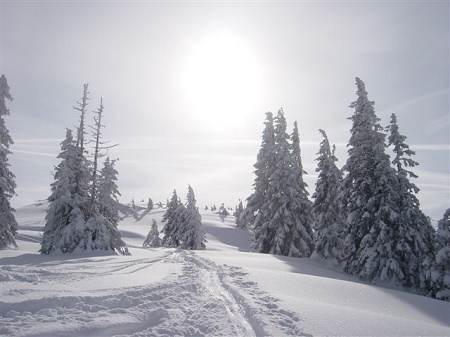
[1,1,448,220]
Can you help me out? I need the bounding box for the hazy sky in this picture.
[1,1,448,220]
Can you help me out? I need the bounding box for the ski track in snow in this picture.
[0,249,306,337]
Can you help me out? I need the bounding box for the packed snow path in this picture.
[1,249,305,337]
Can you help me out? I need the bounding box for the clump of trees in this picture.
[0,75,18,250]
[238,109,315,258]
[161,186,206,250]
[40,84,129,255]
[239,77,448,300]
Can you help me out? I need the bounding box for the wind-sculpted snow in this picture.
[1,248,305,337]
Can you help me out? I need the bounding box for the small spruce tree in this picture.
[143,219,162,247]
[91,157,129,255]
[179,185,206,250]
[161,190,184,247]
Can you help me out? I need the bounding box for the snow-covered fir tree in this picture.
[237,112,275,229]
[147,198,153,211]
[0,75,18,249]
[287,120,315,256]
[341,78,404,284]
[41,129,89,254]
[428,208,450,301]
[312,129,347,264]
[161,190,184,247]
[233,200,244,219]
[386,113,435,288]
[41,85,127,255]
[83,210,129,255]
[97,157,120,223]
[143,219,162,247]
[179,185,206,250]
[90,157,129,255]
[252,110,314,257]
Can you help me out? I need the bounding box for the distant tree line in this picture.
[237,78,449,301]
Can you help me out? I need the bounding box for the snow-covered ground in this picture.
[1,203,449,337]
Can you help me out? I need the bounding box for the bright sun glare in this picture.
[183,33,261,129]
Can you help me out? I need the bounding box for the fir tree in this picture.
[386,113,435,288]
[147,198,153,211]
[161,190,183,247]
[179,185,206,250]
[312,129,347,264]
[97,157,121,223]
[252,110,314,257]
[429,208,450,300]
[91,157,129,255]
[234,200,244,219]
[41,129,88,254]
[237,112,275,229]
[0,75,18,249]
[342,78,403,284]
[143,219,162,247]
[288,120,315,255]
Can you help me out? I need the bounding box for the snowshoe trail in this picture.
[1,250,306,336]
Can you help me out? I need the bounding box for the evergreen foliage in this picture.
[312,129,347,263]
[237,112,275,229]
[41,85,128,255]
[93,157,129,255]
[429,208,450,300]
[234,200,244,220]
[0,75,18,249]
[179,185,206,250]
[386,113,435,288]
[143,219,162,247]
[161,190,184,247]
[147,198,154,211]
[41,129,87,254]
[97,157,121,223]
[252,109,315,257]
[342,77,408,285]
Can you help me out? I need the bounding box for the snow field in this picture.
[0,203,449,336]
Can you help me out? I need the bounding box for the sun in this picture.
[182,33,261,129]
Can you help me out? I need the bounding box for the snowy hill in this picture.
[1,203,449,337]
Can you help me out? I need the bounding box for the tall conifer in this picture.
[252,110,314,257]
[386,113,435,288]
[342,78,403,284]
[237,112,275,229]
[313,129,347,263]
[0,75,18,249]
